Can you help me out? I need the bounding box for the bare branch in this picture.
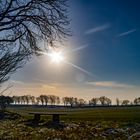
[0,0,70,84]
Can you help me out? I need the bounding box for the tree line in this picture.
[0,95,140,110]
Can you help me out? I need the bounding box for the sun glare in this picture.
[49,51,64,64]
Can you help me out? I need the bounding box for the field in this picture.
[0,106,140,139]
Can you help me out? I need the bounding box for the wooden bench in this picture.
[29,112,67,123]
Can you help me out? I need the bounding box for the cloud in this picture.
[41,84,56,90]
[86,81,135,88]
[117,29,136,37]
[85,23,110,35]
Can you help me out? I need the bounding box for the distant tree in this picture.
[25,95,31,105]
[30,96,35,105]
[78,98,86,107]
[99,96,106,106]
[134,97,140,105]
[89,98,98,106]
[106,97,112,106]
[62,97,69,106]
[69,97,75,107]
[36,97,40,105]
[62,97,76,107]
[0,96,13,110]
[48,95,56,106]
[122,100,130,106]
[12,96,18,104]
[116,98,120,106]
[99,96,112,106]
[39,95,45,105]
[43,95,48,106]
[20,95,26,104]
[56,96,60,105]
[17,96,21,104]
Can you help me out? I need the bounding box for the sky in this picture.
[2,0,140,104]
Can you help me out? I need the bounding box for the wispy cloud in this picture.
[63,44,88,54]
[85,23,110,35]
[86,81,135,88]
[117,29,136,37]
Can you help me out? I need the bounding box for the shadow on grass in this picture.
[24,119,67,129]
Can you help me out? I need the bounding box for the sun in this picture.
[49,51,64,64]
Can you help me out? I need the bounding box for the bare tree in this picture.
[134,97,140,105]
[0,0,70,83]
[99,96,112,106]
[116,98,120,106]
[56,96,60,105]
[0,48,30,84]
[106,97,111,106]
[12,96,18,104]
[0,95,13,110]
[122,100,130,106]
[62,97,69,106]
[78,98,86,107]
[99,96,106,106]
[36,96,40,105]
[24,95,31,105]
[30,96,35,105]
[39,95,45,105]
[43,95,49,106]
[89,98,98,106]
[48,95,56,106]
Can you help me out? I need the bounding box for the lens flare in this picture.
[49,52,64,63]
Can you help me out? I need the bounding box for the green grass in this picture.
[8,106,140,122]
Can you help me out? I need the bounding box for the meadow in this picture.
[0,106,140,140]
[8,106,140,122]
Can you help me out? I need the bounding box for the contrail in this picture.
[117,29,136,37]
[85,23,110,35]
[63,44,88,55]
[64,60,98,79]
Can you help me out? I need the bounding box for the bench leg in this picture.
[34,114,40,122]
[52,114,60,123]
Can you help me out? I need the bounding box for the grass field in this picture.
[8,106,140,122]
[0,106,140,139]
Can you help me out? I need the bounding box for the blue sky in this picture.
[4,0,140,103]
[68,0,140,85]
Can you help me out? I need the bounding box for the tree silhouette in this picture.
[134,97,140,105]
[116,98,120,106]
[99,96,111,106]
[36,96,41,105]
[0,0,70,84]
[48,95,57,106]
[30,96,35,105]
[122,100,130,106]
[106,97,111,106]
[0,96,13,110]
[89,98,98,106]
[62,97,69,106]
[56,96,60,105]
[99,96,106,106]
[0,49,30,84]
[78,98,86,107]
[44,95,49,106]
[39,95,45,105]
